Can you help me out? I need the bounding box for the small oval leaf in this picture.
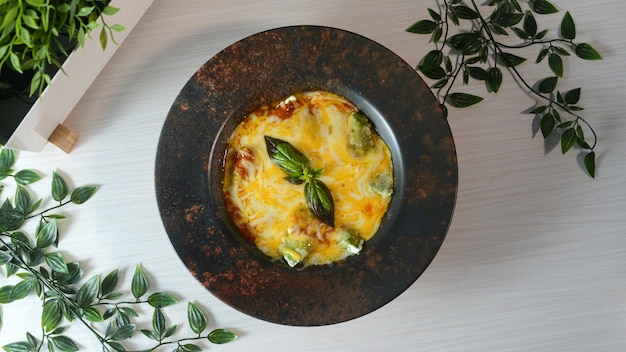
[537,76,558,93]
[575,43,602,60]
[560,11,576,40]
[446,92,484,107]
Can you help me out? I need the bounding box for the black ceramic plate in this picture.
[155,25,457,326]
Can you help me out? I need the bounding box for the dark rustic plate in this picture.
[155,25,457,326]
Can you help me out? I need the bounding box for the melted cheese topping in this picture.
[222,91,393,267]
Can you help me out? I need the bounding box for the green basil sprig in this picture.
[264,136,334,227]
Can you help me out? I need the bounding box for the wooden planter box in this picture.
[4,0,154,152]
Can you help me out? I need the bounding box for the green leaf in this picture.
[446,92,484,107]
[560,128,577,154]
[51,171,69,202]
[305,179,335,227]
[42,300,63,332]
[109,324,136,341]
[540,113,556,138]
[584,152,596,178]
[537,76,558,93]
[179,344,203,352]
[147,292,177,308]
[131,264,148,299]
[498,52,527,67]
[0,285,14,304]
[110,24,125,32]
[45,252,69,274]
[0,250,12,265]
[141,329,158,341]
[106,341,127,352]
[523,11,537,37]
[188,302,207,335]
[421,66,446,80]
[99,28,108,51]
[14,169,41,185]
[82,306,104,322]
[77,6,95,17]
[10,280,34,301]
[451,5,479,19]
[35,219,57,249]
[264,136,311,182]
[2,341,36,352]
[536,48,549,63]
[69,186,97,204]
[152,308,166,339]
[532,0,559,14]
[101,269,119,296]
[76,276,99,307]
[428,8,441,21]
[102,6,121,16]
[564,88,581,105]
[50,335,79,352]
[560,11,576,40]
[406,20,438,34]
[575,43,602,60]
[14,185,32,215]
[548,53,564,77]
[0,147,16,174]
[207,329,238,344]
[487,67,503,93]
[421,50,443,72]
[467,66,489,81]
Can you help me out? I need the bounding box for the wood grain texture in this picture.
[2,1,625,351]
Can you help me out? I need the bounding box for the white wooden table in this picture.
[3,1,626,351]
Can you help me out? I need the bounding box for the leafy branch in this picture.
[0,146,237,351]
[407,0,601,177]
[0,0,126,97]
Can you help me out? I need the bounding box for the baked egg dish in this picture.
[222,91,393,267]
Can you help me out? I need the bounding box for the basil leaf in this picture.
[305,179,334,227]
[264,136,310,179]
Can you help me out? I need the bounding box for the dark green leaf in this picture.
[0,147,16,174]
[492,12,524,27]
[487,67,503,93]
[148,292,177,308]
[432,78,449,89]
[536,48,549,63]
[529,105,548,114]
[188,302,207,335]
[421,66,447,80]
[532,0,559,14]
[537,76,558,93]
[548,53,564,77]
[50,335,78,352]
[82,307,104,322]
[152,308,166,339]
[406,20,437,34]
[106,341,127,352]
[446,93,484,107]
[0,285,14,304]
[0,199,24,231]
[45,252,69,274]
[0,250,12,265]
[540,113,556,138]
[131,264,148,299]
[42,299,63,332]
[523,11,537,37]
[51,171,69,202]
[179,344,203,352]
[76,276,99,307]
[2,341,36,352]
[427,8,441,21]
[451,5,479,19]
[421,50,443,72]
[584,152,596,178]
[14,185,31,214]
[498,52,527,67]
[14,169,41,185]
[552,46,571,56]
[35,219,57,249]
[560,11,576,39]
[10,280,34,301]
[575,43,602,60]
[305,179,335,227]
[467,66,489,81]
[264,136,310,181]
[207,329,238,344]
[432,26,443,43]
[141,329,158,341]
[164,325,178,339]
[101,269,119,296]
[109,324,136,341]
[560,128,577,154]
[564,88,581,105]
[70,186,97,204]
[511,27,528,40]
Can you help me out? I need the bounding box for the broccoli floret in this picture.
[371,171,394,198]
[347,112,375,157]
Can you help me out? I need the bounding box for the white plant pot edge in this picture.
[5,0,155,152]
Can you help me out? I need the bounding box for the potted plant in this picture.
[0,0,153,152]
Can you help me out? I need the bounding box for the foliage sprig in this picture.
[407,0,601,177]
[0,146,237,351]
[0,0,126,97]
